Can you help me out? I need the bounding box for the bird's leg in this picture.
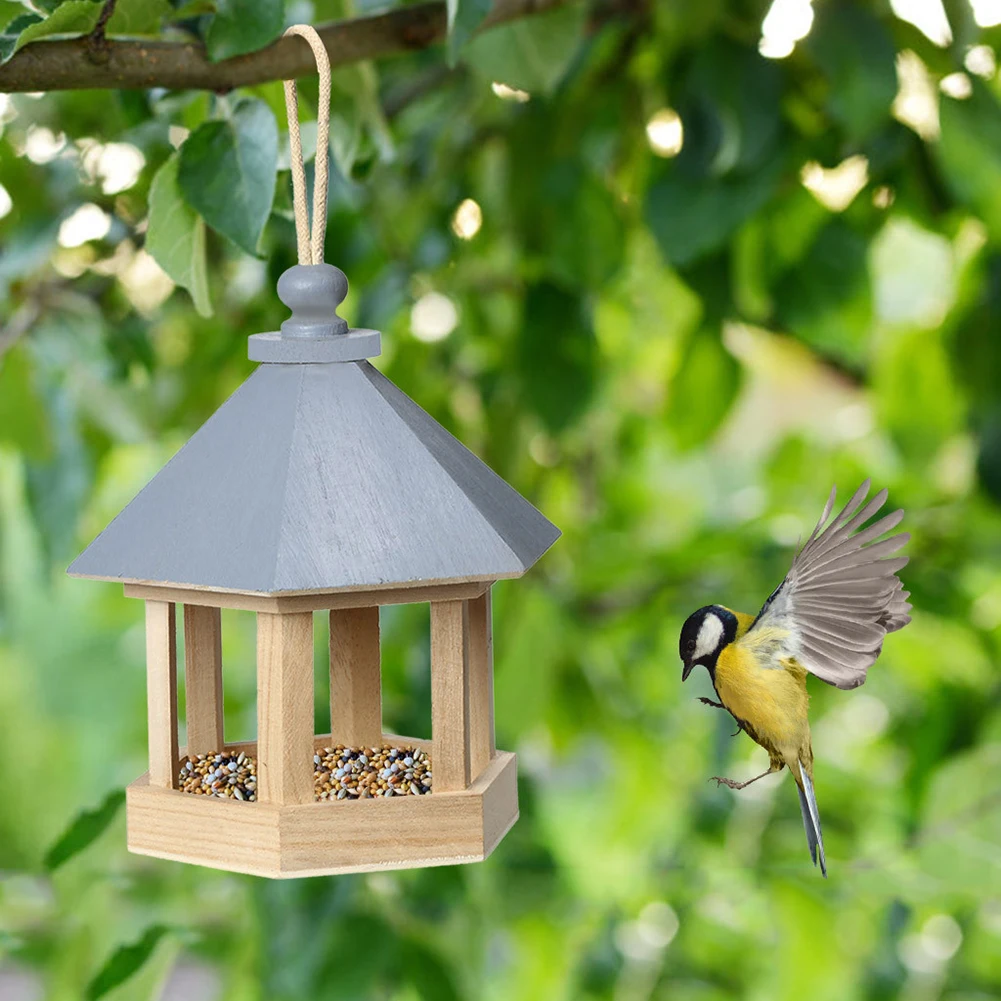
[709,764,781,791]
[697,697,725,709]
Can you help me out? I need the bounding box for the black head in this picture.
[679,605,738,681]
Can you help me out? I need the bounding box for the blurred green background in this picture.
[2,0,1001,997]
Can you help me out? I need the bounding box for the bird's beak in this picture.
[682,660,694,682]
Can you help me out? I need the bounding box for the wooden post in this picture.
[257,611,315,805]
[146,600,179,789]
[430,599,471,792]
[183,604,224,756]
[467,588,495,781]
[329,606,382,748]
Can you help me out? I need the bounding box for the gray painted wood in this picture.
[249,265,381,363]
[248,329,381,363]
[280,263,349,338]
[69,359,561,595]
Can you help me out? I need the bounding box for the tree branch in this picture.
[0,0,569,93]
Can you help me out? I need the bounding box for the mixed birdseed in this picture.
[179,751,257,801]
[315,745,432,800]
[177,745,432,802]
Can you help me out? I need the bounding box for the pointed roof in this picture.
[69,360,560,594]
[69,266,560,596]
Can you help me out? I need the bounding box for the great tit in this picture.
[679,480,911,877]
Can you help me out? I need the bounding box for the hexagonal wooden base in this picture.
[126,744,518,878]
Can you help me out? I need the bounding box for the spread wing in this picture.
[750,480,912,690]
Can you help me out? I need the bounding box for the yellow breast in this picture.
[714,628,811,758]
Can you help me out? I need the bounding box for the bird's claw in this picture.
[709,775,745,790]
[697,697,725,708]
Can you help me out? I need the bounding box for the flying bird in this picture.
[679,480,911,877]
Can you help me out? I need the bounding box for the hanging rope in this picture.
[282,25,331,266]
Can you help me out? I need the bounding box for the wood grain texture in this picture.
[122,580,490,613]
[145,600,178,789]
[125,750,517,878]
[257,612,315,805]
[183,604,224,756]
[480,751,519,856]
[70,361,559,594]
[431,600,471,792]
[127,776,282,878]
[467,588,495,781]
[329,607,382,747]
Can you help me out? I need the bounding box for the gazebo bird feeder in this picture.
[67,27,559,878]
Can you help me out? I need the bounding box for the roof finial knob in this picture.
[278,263,349,339]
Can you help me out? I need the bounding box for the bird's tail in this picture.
[796,761,827,878]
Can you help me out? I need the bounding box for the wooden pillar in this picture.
[430,599,471,792]
[146,600,178,789]
[467,588,495,781]
[329,606,382,748]
[257,611,315,805]
[183,605,224,756]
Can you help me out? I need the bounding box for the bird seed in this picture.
[177,744,432,802]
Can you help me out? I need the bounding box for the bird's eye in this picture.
[685,640,696,652]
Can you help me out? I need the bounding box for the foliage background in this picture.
[1,0,1001,997]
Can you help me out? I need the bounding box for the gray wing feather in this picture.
[752,480,912,689]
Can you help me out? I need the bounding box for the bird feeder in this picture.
[67,26,559,879]
[67,258,559,876]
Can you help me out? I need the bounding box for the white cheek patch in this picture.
[694,613,724,659]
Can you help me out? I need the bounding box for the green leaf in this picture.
[43,788,126,872]
[147,153,212,317]
[976,409,1001,504]
[937,82,1001,241]
[873,328,964,460]
[775,221,872,365]
[86,925,171,1001]
[178,98,278,257]
[645,156,783,267]
[206,0,284,61]
[808,3,897,141]
[332,62,395,165]
[329,112,361,178]
[0,2,29,32]
[919,743,1001,895]
[870,217,954,329]
[0,345,53,460]
[13,1,102,54]
[517,282,596,432]
[665,327,741,450]
[513,157,625,287]
[675,38,783,175]
[463,4,585,94]
[172,0,217,16]
[106,0,173,35]
[0,12,41,61]
[400,938,461,1001]
[447,0,491,64]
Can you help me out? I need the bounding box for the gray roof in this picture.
[68,360,560,594]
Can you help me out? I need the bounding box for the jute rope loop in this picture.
[282,25,331,266]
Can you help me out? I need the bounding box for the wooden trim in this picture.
[125,751,518,878]
[257,612,315,805]
[467,588,495,782]
[329,607,382,748]
[430,600,471,792]
[127,776,282,878]
[145,600,179,789]
[123,580,492,613]
[183,605,224,756]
